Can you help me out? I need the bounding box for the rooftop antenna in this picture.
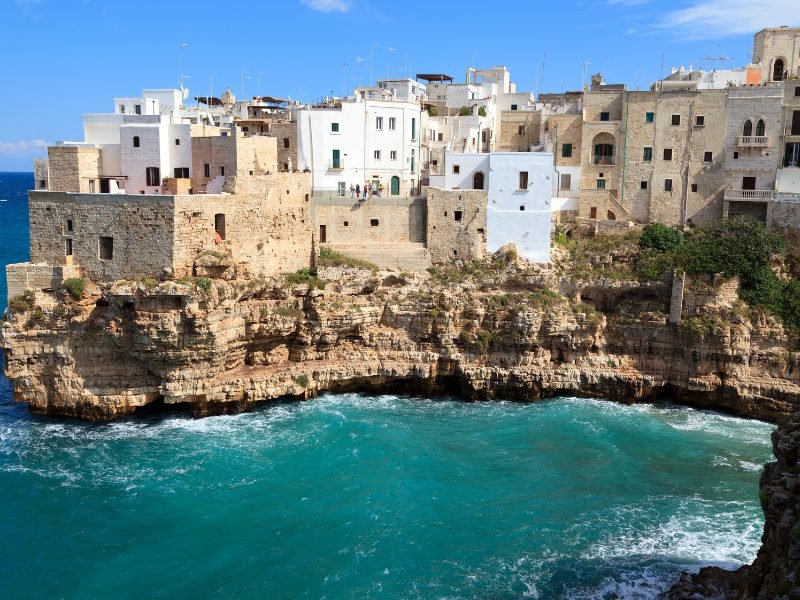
[355,56,365,88]
[241,69,251,98]
[387,46,396,80]
[178,41,189,91]
[257,72,266,96]
[702,57,733,70]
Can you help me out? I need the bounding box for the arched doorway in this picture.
[607,210,616,221]
[390,176,400,196]
[473,171,484,190]
[591,132,616,166]
[773,58,785,81]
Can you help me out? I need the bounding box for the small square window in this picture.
[454,210,462,221]
[331,122,339,133]
[696,115,705,126]
[671,114,681,126]
[663,148,673,161]
[645,112,654,123]
[343,221,349,227]
[374,150,381,160]
[664,179,673,192]
[370,219,379,227]
[600,112,610,121]
[562,143,573,158]
[511,104,518,111]
[640,181,648,190]
[38,180,46,189]
[390,150,397,160]
[175,139,180,145]
[703,151,713,162]
[432,159,438,166]
[519,205,526,211]
[691,184,698,193]
[596,179,606,190]
[453,165,460,174]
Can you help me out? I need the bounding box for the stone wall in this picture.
[426,188,487,263]
[497,110,541,152]
[269,122,298,172]
[47,146,101,193]
[28,191,175,282]
[771,193,800,255]
[617,91,657,223]
[191,130,279,194]
[33,159,49,191]
[311,196,426,246]
[6,263,80,301]
[172,172,313,278]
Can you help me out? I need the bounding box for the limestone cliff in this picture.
[2,257,798,422]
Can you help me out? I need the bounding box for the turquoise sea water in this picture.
[0,173,776,599]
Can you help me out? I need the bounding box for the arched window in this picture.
[773,58,785,81]
[756,119,766,137]
[743,120,753,137]
[133,136,140,148]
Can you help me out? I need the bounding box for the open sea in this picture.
[0,172,775,599]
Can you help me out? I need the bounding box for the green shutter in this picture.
[645,112,654,123]
[643,147,653,161]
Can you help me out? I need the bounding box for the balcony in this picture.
[723,189,775,201]
[592,156,616,166]
[738,136,769,147]
[326,159,345,170]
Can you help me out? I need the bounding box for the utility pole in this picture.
[178,41,189,90]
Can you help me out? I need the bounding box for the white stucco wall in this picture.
[777,168,800,193]
[442,152,489,189]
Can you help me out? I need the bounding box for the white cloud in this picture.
[659,0,800,39]
[300,0,351,12]
[0,140,50,157]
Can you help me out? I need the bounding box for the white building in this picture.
[431,151,555,262]
[296,95,422,197]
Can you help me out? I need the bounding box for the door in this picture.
[100,178,110,193]
[473,172,484,190]
[332,149,340,169]
[742,177,756,190]
[319,225,327,243]
[390,176,400,195]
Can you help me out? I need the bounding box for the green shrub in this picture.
[195,277,212,293]
[318,247,379,273]
[284,268,326,290]
[136,275,159,289]
[426,105,439,117]
[62,278,85,300]
[779,280,800,333]
[639,223,683,253]
[458,106,472,116]
[8,290,35,313]
[478,106,487,117]
[295,374,309,388]
[276,305,304,319]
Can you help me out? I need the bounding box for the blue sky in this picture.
[1,0,799,171]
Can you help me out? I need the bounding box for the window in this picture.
[99,236,113,260]
[214,214,226,241]
[174,167,189,178]
[663,148,673,161]
[691,183,698,193]
[432,159,438,166]
[388,117,396,130]
[133,136,140,148]
[119,105,125,114]
[146,167,160,186]
[438,133,444,142]
[331,122,339,133]
[343,221,349,227]
[703,151,713,162]
[590,207,597,219]
[696,115,705,126]
[376,116,383,130]
[756,119,766,137]
[645,112,654,123]
[511,104,518,111]
[454,211,462,221]
[453,165,460,174]
[519,205,526,211]
[640,181,648,190]
[370,219,379,227]
[134,104,141,115]
[175,138,180,146]
[734,151,739,160]
[204,163,210,177]
[65,238,73,257]
[65,219,73,233]
[220,166,225,176]
[337,181,346,197]
[743,120,753,137]
[596,179,605,190]
[664,179,673,192]
[519,171,529,190]
[795,86,800,97]
[643,147,653,162]
[671,114,681,126]
[560,174,571,190]
[411,118,416,140]
[518,125,525,135]
[374,150,381,160]
[562,143,572,158]
[283,138,290,149]
[38,180,46,189]
[594,143,614,165]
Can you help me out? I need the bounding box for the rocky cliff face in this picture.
[2,258,798,422]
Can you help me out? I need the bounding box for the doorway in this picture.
[473,171,484,190]
[319,225,327,243]
[742,177,756,191]
[391,176,400,196]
